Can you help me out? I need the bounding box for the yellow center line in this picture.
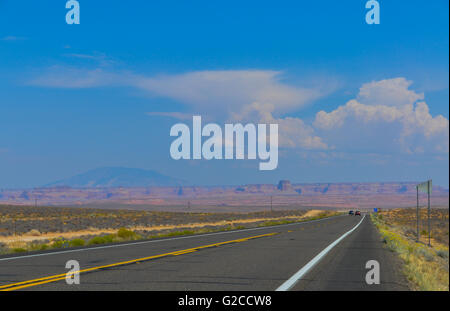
[0,232,278,291]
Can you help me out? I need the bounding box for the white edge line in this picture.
[0,214,345,262]
[276,214,366,291]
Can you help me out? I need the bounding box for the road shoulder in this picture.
[292,215,410,291]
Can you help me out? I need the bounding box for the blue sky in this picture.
[0,0,448,188]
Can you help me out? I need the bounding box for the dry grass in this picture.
[0,205,325,237]
[371,210,449,291]
[0,207,339,254]
[377,208,449,245]
[0,211,327,246]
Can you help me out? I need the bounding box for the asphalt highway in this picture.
[0,213,409,291]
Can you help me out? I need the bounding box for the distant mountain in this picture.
[45,167,187,188]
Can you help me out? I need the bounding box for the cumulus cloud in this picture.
[274,116,329,150]
[236,102,328,150]
[357,77,424,107]
[27,65,448,155]
[146,111,194,121]
[314,99,405,130]
[139,70,330,151]
[314,78,448,154]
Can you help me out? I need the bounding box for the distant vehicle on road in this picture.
[348,210,354,215]
[355,211,361,216]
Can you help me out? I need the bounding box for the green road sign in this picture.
[417,180,432,194]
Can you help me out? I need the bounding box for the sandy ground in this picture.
[0,210,326,246]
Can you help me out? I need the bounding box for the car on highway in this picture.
[348,210,354,215]
[355,211,361,216]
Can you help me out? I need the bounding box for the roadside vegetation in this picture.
[0,208,339,255]
[371,210,449,291]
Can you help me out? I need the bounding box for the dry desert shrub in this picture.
[26,229,41,236]
[371,213,449,291]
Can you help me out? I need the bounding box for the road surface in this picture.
[0,214,409,291]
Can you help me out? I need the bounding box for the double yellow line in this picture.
[0,232,278,291]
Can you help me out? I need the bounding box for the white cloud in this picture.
[236,102,328,150]
[146,111,194,121]
[136,70,323,118]
[357,77,424,107]
[275,116,329,150]
[140,71,331,150]
[1,36,27,41]
[30,68,323,113]
[314,78,449,154]
[28,66,448,155]
[29,68,325,115]
[28,66,131,89]
[314,99,405,130]
[30,68,331,150]
[406,102,449,138]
